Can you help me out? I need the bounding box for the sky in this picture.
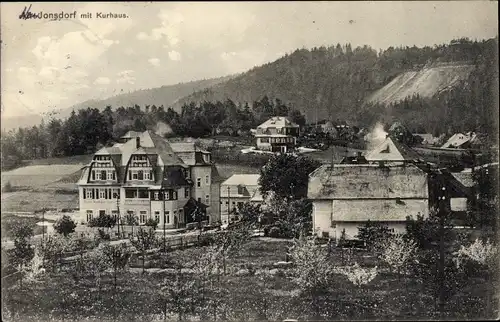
[0,1,498,119]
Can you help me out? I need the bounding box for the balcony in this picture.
[124,199,150,206]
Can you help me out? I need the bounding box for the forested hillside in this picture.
[173,38,498,130]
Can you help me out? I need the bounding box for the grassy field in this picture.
[1,238,493,321]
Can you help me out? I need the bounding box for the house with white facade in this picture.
[308,163,431,240]
[77,130,221,229]
[219,174,263,224]
[253,116,300,153]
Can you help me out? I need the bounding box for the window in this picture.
[184,187,189,198]
[132,171,138,180]
[99,210,106,216]
[85,189,93,199]
[138,170,144,180]
[111,210,118,221]
[94,171,101,181]
[197,178,201,187]
[139,211,147,224]
[154,211,160,223]
[138,189,149,199]
[178,209,184,221]
[125,189,137,198]
[154,192,159,200]
[144,171,151,180]
[173,191,177,199]
[205,194,210,204]
[99,189,106,199]
[165,211,170,224]
[86,210,93,222]
[260,138,269,143]
[113,189,120,199]
[101,170,107,180]
[205,175,210,184]
[107,171,115,180]
[166,192,170,200]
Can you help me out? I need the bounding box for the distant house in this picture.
[219,174,263,224]
[320,121,337,137]
[441,132,480,149]
[253,116,300,153]
[308,163,430,240]
[414,133,445,146]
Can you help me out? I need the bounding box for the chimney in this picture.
[136,137,141,148]
[357,152,362,158]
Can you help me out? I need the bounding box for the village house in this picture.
[308,163,431,240]
[77,130,221,229]
[253,116,300,153]
[309,134,473,241]
[219,174,263,224]
[441,132,481,149]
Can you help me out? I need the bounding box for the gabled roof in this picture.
[365,135,422,162]
[441,132,477,148]
[221,174,260,186]
[257,116,299,129]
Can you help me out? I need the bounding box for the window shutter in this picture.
[101,170,106,180]
[92,189,95,199]
[92,170,95,180]
[83,188,86,199]
[138,170,143,180]
[112,171,116,180]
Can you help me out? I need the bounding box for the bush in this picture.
[269,226,281,238]
[263,226,271,237]
[2,181,13,192]
[97,228,110,240]
[198,234,215,246]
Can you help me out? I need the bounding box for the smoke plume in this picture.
[155,122,173,136]
[364,121,388,151]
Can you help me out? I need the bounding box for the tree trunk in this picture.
[142,252,145,274]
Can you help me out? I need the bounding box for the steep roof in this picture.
[441,132,477,148]
[145,131,185,166]
[365,135,423,162]
[221,174,260,186]
[257,116,299,129]
[308,164,428,200]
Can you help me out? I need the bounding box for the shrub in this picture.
[2,181,13,192]
[53,215,77,237]
[97,228,110,240]
[268,226,281,238]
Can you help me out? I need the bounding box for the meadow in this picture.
[1,238,493,321]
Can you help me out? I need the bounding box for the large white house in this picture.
[253,116,300,153]
[77,130,221,229]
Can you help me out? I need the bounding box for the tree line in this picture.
[0,96,306,170]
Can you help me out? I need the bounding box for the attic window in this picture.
[380,145,390,153]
